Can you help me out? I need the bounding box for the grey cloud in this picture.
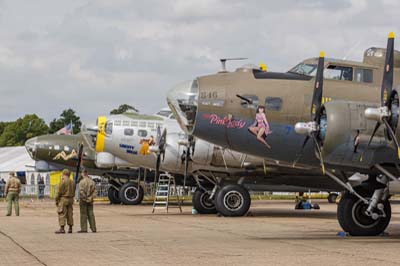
[0,0,399,123]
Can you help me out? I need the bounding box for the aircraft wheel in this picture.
[192,188,217,214]
[215,184,251,217]
[108,187,121,204]
[337,191,391,236]
[119,183,144,205]
[327,193,338,204]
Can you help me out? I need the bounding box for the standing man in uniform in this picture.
[78,169,97,233]
[55,169,75,234]
[5,172,21,216]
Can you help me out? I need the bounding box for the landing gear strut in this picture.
[215,184,251,217]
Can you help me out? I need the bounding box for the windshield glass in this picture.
[288,63,317,76]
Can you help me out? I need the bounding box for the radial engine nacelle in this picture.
[318,100,399,168]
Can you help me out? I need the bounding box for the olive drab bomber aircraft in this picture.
[168,33,400,236]
[93,108,342,216]
[25,120,154,206]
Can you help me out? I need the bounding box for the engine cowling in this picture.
[321,100,387,166]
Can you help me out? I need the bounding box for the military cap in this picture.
[62,169,70,176]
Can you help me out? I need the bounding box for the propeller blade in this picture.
[292,135,310,167]
[155,153,161,182]
[156,126,162,144]
[360,122,381,162]
[310,133,325,174]
[183,145,190,188]
[311,51,325,121]
[74,143,84,184]
[158,128,167,150]
[381,32,395,107]
[382,117,400,159]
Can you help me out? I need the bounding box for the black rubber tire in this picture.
[215,184,251,217]
[337,191,391,236]
[327,193,338,204]
[108,187,121,205]
[118,183,144,205]
[192,188,217,214]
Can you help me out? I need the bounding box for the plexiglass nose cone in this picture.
[167,79,198,134]
[25,137,38,159]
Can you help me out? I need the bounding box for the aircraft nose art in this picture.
[167,79,198,134]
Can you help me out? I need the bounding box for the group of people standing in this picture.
[4,168,97,234]
[55,168,97,234]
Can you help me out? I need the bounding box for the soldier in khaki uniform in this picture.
[55,169,75,234]
[5,172,21,216]
[78,169,97,233]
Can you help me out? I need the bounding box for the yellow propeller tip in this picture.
[397,148,400,158]
[319,51,325,58]
[389,32,395,39]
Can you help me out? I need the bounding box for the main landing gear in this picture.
[192,172,251,217]
[325,167,393,236]
[193,184,251,217]
[337,190,391,236]
[192,188,217,214]
[214,184,251,217]
[107,179,145,206]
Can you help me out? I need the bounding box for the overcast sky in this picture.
[0,0,399,123]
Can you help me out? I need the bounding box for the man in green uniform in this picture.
[55,169,75,234]
[5,172,21,216]
[78,169,97,233]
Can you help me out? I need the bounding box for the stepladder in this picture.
[152,173,182,213]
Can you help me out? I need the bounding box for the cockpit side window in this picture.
[124,128,134,136]
[324,65,353,81]
[105,121,113,135]
[265,97,283,111]
[240,95,259,109]
[354,68,373,83]
[138,130,148,137]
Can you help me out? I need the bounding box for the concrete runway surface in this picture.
[0,199,400,266]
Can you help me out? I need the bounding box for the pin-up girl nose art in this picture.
[248,106,272,149]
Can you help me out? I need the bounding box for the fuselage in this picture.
[168,47,400,171]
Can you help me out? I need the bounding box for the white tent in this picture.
[0,146,35,173]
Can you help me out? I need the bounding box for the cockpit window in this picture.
[288,63,317,76]
[324,65,353,81]
[354,68,373,83]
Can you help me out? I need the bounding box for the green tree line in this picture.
[0,109,81,147]
[0,104,139,147]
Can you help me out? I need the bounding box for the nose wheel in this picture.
[215,184,251,217]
